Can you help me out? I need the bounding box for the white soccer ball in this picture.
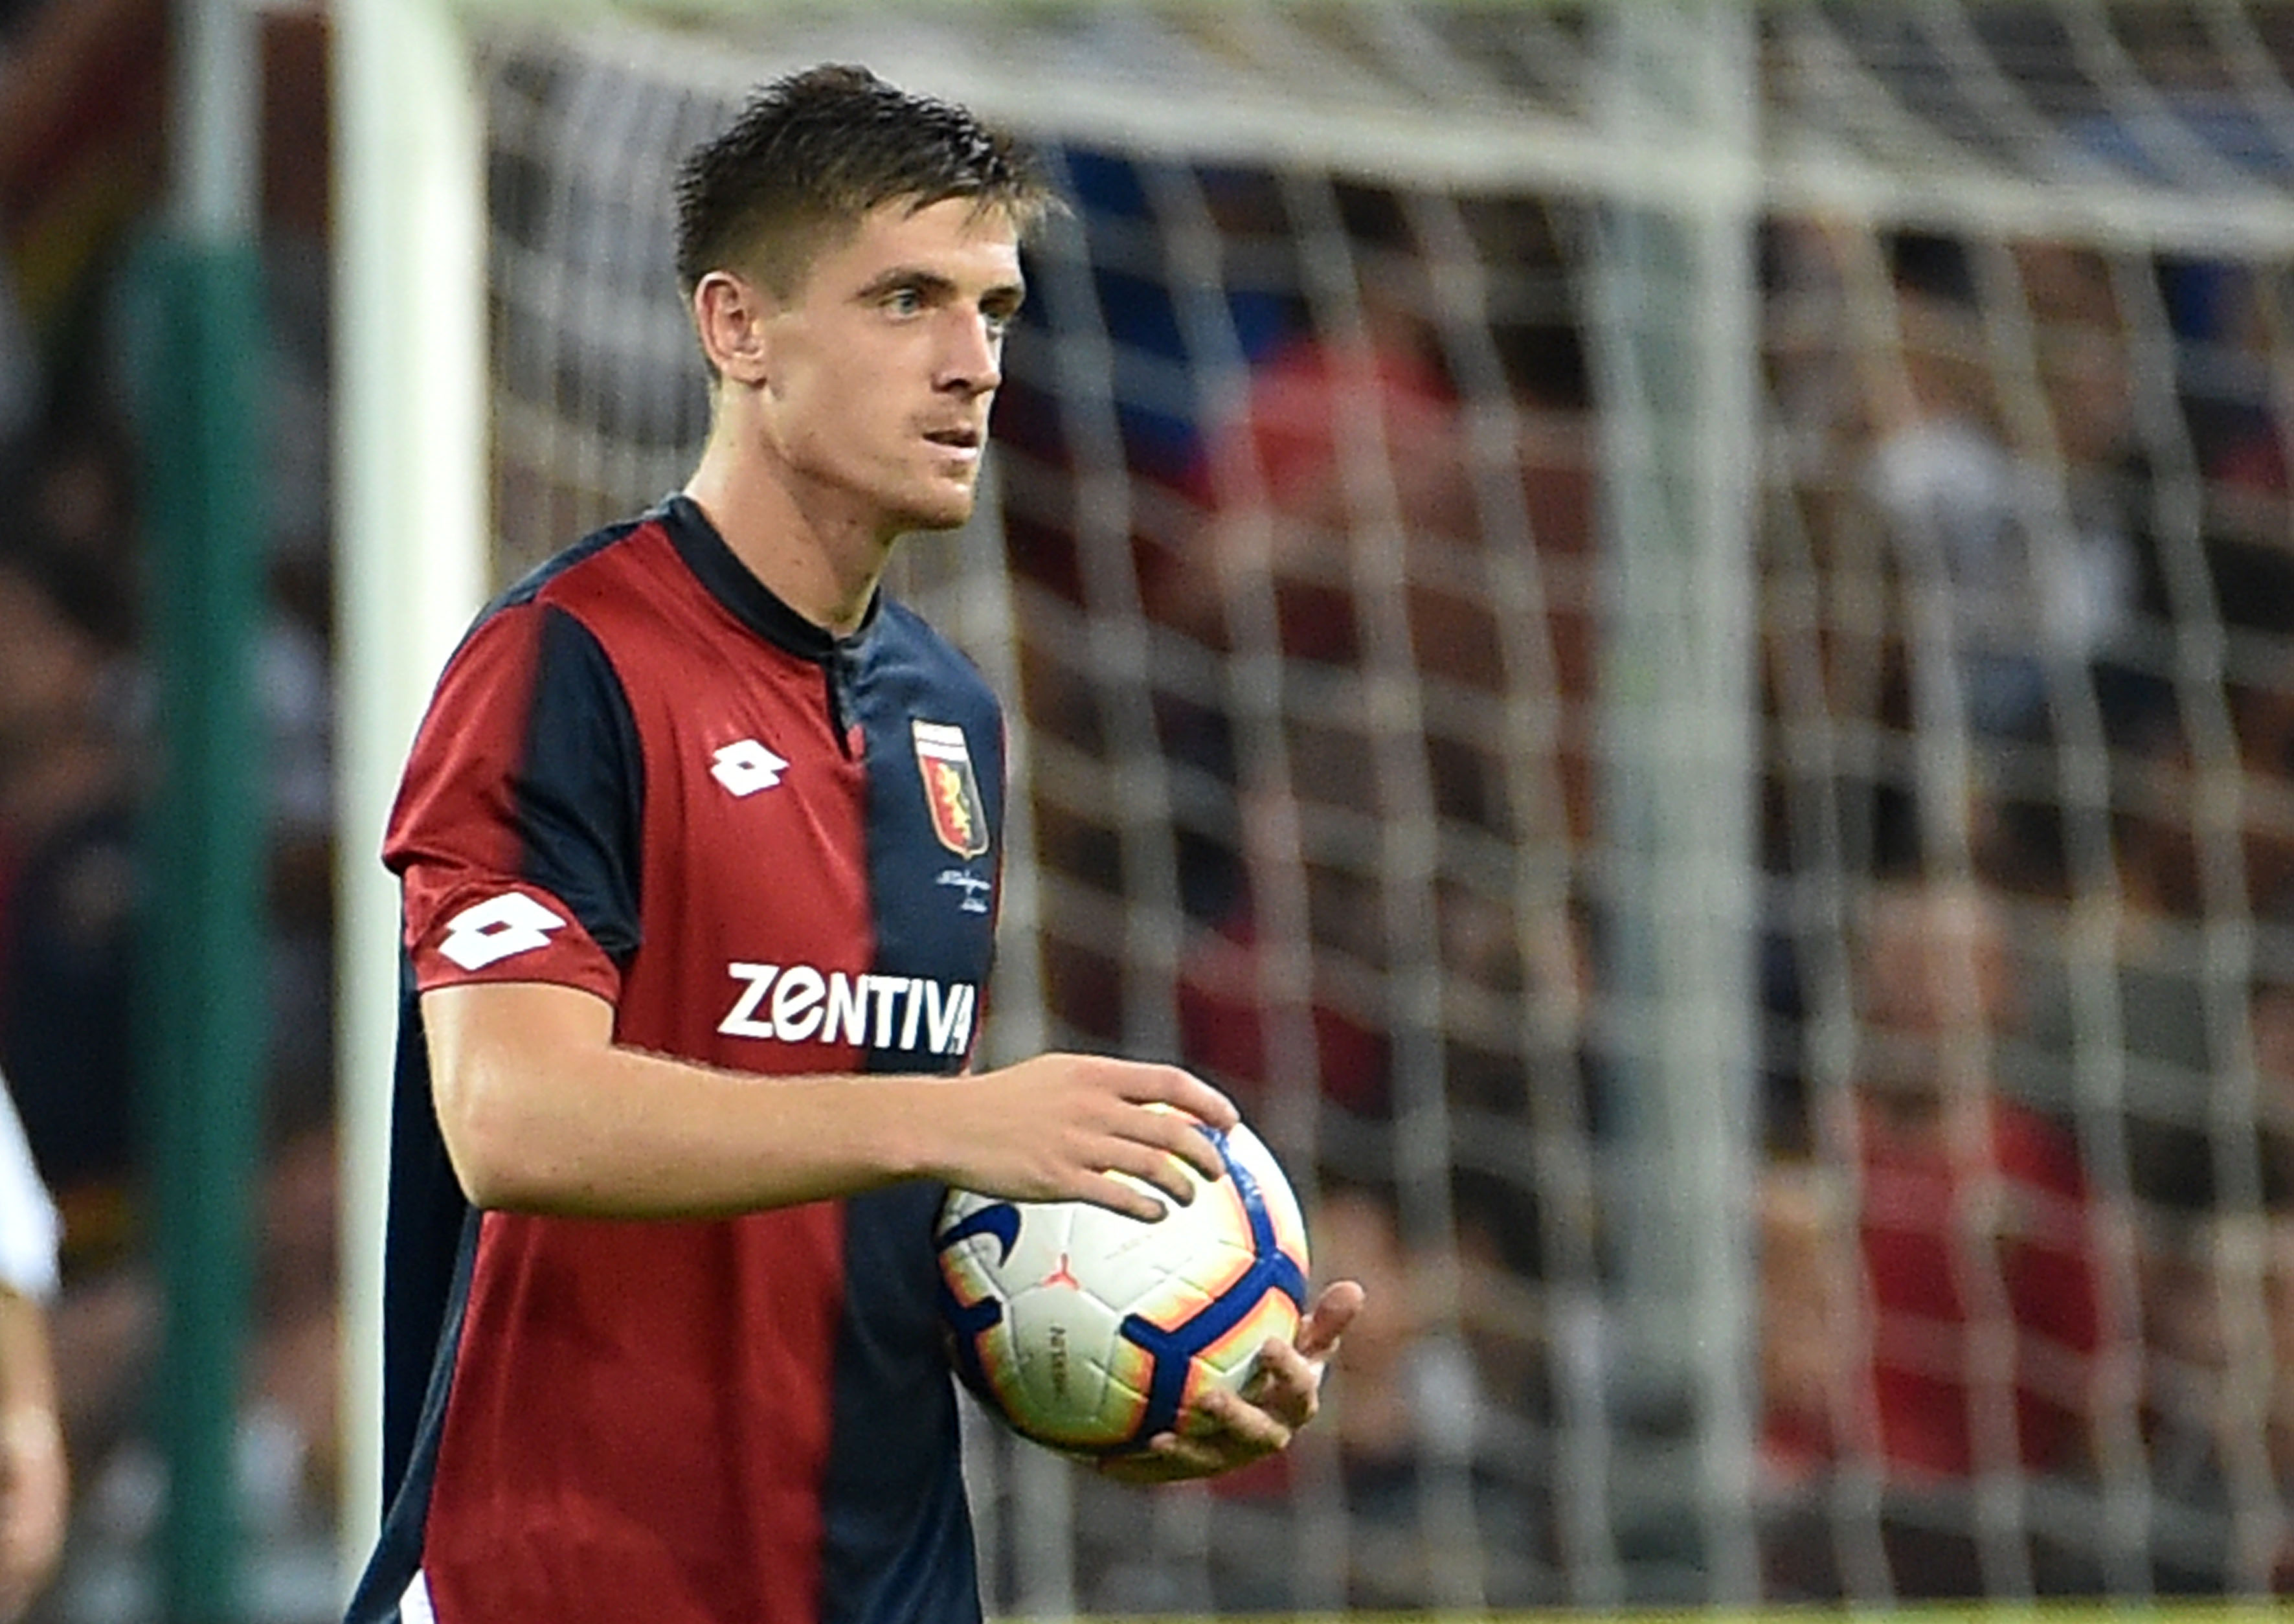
[936,1117,1311,1457]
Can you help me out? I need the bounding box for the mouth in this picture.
[923,425,984,455]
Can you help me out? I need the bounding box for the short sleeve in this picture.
[385,601,644,1002]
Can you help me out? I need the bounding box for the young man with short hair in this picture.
[344,64,1360,1624]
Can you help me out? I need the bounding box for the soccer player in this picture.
[344,64,1363,1624]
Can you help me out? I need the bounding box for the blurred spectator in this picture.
[1094,186,1591,1610]
[1149,182,1594,1134]
[0,1071,65,1623]
[2219,1206,2294,1590]
[1305,1179,1542,1608]
[0,543,155,1581]
[0,8,345,1614]
[1811,875,2102,1478]
[2142,1201,2294,1593]
[2133,966,2294,1594]
[1158,1174,1547,1612]
[0,0,168,442]
[1851,230,2142,745]
[0,545,139,1239]
[6,409,140,720]
[0,403,341,1624]
[238,1125,339,1549]
[1757,1163,1846,1480]
[2017,536,2294,1216]
[1760,873,2108,1598]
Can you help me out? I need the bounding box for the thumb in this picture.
[1295,1279,1366,1361]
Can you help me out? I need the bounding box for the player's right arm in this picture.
[423,980,1235,1223]
[392,597,1233,1226]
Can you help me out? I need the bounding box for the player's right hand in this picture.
[935,1053,1239,1223]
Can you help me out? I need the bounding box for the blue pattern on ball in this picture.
[1116,1125,1309,1443]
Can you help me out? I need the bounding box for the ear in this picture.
[692,269,773,385]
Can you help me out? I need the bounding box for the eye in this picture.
[883,285,926,317]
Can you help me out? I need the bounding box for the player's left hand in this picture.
[1094,1279,1364,1485]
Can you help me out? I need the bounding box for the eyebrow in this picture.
[857,265,1027,308]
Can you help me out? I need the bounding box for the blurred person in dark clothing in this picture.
[0,545,147,1489]
[2016,536,2294,1218]
[0,546,136,1202]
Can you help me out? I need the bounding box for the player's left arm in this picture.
[1094,1279,1366,1485]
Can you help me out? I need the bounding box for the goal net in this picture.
[349,0,2294,1609]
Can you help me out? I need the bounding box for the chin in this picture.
[895,488,980,534]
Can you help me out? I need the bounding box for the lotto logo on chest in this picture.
[709,737,788,796]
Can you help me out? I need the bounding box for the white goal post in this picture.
[332,0,489,1583]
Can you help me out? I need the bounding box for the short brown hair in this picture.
[673,63,1057,300]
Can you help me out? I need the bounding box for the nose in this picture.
[939,310,1004,396]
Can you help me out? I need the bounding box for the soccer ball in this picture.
[935,1118,1310,1457]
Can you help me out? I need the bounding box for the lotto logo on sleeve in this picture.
[436,892,567,971]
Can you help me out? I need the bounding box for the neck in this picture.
[683,432,893,636]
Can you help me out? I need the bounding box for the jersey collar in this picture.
[657,493,881,660]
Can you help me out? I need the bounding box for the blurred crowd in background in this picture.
[978,142,2294,1605]
[6,3,2294,1618]
[0,1,337,1617]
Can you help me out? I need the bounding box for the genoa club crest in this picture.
[912,720,990,859]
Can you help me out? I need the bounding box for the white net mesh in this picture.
[467,2,2294,1607]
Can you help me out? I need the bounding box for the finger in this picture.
[1096,1106,1224,1191]
[1191,1386,1292,1456]
[1095,1131,1219,1206]
[1243,1340,1320,1429]
[1072,1171,1175,1224]
[1143,1429,1238,1478]
[1097,1390,1290,1483]
[1151,1114,1230,1186]
[1123,1063,1239,1133]
[1295,1279,1366,1359]
[1094,1434,1209,1484]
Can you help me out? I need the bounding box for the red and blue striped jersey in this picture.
[345,496,1004,1624]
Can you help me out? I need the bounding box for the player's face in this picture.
[758,197,1025,536]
